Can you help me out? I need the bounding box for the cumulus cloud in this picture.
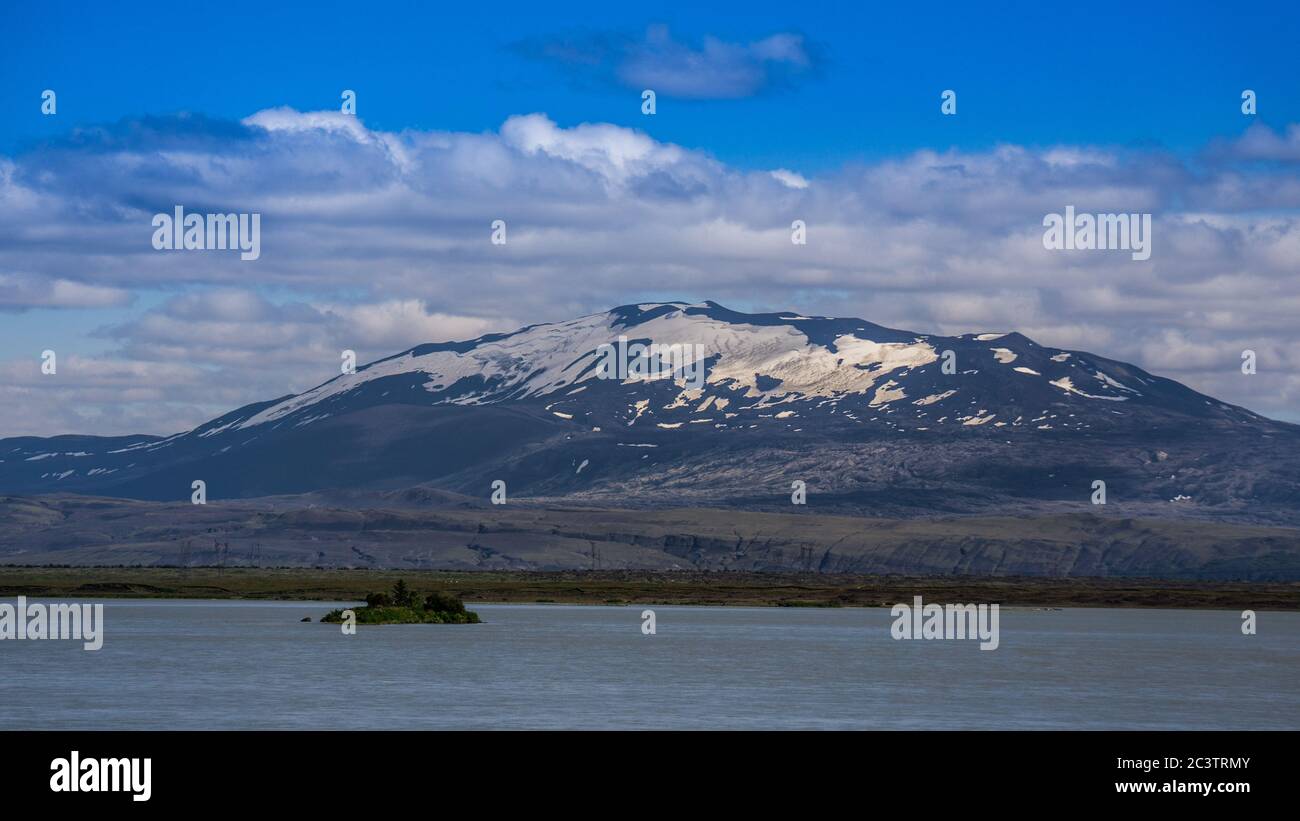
[1216,121,1300,163]
[515,24,821,98]
[1,107,1299,435]
[0,274,132,311]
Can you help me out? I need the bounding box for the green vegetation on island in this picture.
[321,579,481,625]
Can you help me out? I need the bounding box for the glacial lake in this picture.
[2,600,1297,730]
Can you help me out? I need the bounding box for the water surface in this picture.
[2,600,1296,729]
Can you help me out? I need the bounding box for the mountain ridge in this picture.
[1,301,1296,527]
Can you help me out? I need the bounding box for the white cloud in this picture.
[0,274,132,310]
[319,300,515,350]
[770,169,809,189]
[519,25,821,99]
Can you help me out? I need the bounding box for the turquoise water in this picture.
[2,600,1296,729]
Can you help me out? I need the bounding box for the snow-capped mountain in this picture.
[212,300,1261,430]
[2,301,1296,521]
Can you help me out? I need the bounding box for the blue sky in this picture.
[3,1,1300,435]
[5,0,1298,165]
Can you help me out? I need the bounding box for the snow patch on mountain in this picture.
[914,390,957,406]
[1094,371,1140,394]
[1050,377,1127,401]
[870,380,906,406]
[235,304,942,428]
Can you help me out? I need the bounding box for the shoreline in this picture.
[2,567,1298,610]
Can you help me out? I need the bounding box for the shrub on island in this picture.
[321,581,480,625]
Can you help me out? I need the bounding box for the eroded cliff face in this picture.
[3,495,1297,580]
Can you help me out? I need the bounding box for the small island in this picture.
[321,580,481,625]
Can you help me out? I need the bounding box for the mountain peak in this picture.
[0,301,1287,507]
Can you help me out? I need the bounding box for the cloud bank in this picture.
[1,110,1298,435]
